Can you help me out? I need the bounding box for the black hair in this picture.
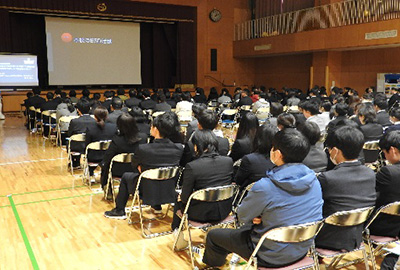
[335,103,349,116]
[129,89,136,98]
[298,121,321,145]
[33,88,41,95]
[117,88,125,96]
[69,90,76,97]
[390,108,400,121]
[104,91,113,99]
[54,89,62,95]
[129,107,147,123]
[208,87,219,100]
[272,128,310,163]
[242,89,250,96]
[253,124,278,154]
[379,130,400,151]
[182,91,191,101]
[152,112,183,143]
[76,99,91,114]
[46,92,54,100]
[94,106,108,129]
[325,126,364,160]
[374,97,388,110]
[117,112,140,144]
[277,113,296,129]
[82,89,90,97]
[60,92,67,99]
[358,103,377,124]
[158,93,166,103]
[192,130,219,157]
[192,103,207,119]
[142,89,151,98]
[321,101,332,112]
[302,100,320,115]
[111,97,123,109]
[270,102,283,117]
[236,112,259,141]
[197,109,219,130]
[93,93,101,100]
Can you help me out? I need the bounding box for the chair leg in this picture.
[363,248,370,270]
[186,219,195,269]
[127,191,139,224]
[172,215,187,251]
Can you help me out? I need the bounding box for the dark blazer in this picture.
[125,97,141,108]
[237,96,253,107]
[234,152,274,189]
[389,93,400,109]
[181,152,233,222]
[376,110,392,127]
[385,124,400,134]
[68,115,96,153]
[316,161,376,251]
[154,102,171,112]
[360,123,383,141]
[229,136,252,162]
[40,99,59,112]
[132,138,184,205]
[139,99,157,110]
[106,110,124,124]
[85,122,117,161]
[100,133,147,187]
[302,145,328,173]
[369,163,400,237]
[193,94,207,104]
[185,119,198,142]
[137,122,150,137]
[102,99,112,112]
[26,95,46,109]
[166,99,177,109]
[180,133,229,166]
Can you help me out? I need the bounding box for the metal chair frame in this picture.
[57,116,78,147]
[82,140,111,189]
[41,110,57,141]
[104,153,134,205]
[67,133,86,176]
[316,206,375,269]
[127,166,182,238]
[246,221,324,270]
[255,107,271,122]
[172,184,238,269]
[363,201,400,270]
[220,109,238,128]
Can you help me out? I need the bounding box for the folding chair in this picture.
[41,110,57,141]
[255,107,271,123]
[245,220,324,270]
[220,109,238,128]
[233,182,256,213]
[67,133,86,175]
[104,153,134,204]
[364,201,400,270]
[363,140,380,164]
[82,140,111,188]
[172,184,238,269]
[316,206,375,269]
[28,106,36,131]
[57,116,79,147]
[128,166,181,238]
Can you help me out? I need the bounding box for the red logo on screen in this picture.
[61,33,73,43]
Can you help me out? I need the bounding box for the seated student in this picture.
[230,112,258,162]
[56,98,78,144]
[266,102,283,127]
[192,87,207,104]
[117,88,128,101]
[40,92,59,112]
[236,88,253,107]
[100,113,147,197]
[315,126,376,251]
[201,129,323,268]
[180,110,229,166]
[104,112,184,219]
[125,89,141,108]
[374,96,392,127]
[102,91,113,112]
[69,90,79,104]
[358,103,383,141]
[80,89,91,101]
[175,91,193,115]
[326,103,349,132]
[234,124,277,189]
[386,108,400,134]
[140,89,157,110]
[171,130,233,231]
[368,131,400,238]
[185,103,207,141]
[106,98,124,124]
[154,93,171,112]
[298,121,328,173]
[67,99,96,167]
[320,101,332,125]
[85,106,117,177]
[303,100,328,134]
[277,112,296,130]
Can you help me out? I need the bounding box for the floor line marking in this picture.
[0,157,67,166]
[8,195,40,270]
[0,185,87,198]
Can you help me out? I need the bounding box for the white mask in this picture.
[329,148,338,165]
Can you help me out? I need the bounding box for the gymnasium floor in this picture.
[0,116,380,269]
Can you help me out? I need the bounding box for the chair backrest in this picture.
[324,206,375,227]
[263,220,324,243]
[365,201,400,229]
[190,184,237,202]
[139,166,181,181]
[363,140,380,151]
[111,153,134,164]
[69,133,86,142]
[59,115,78,124]
[240,105,251,111]
[233,159,242,168]
[152,111,165,118]
[86,140,112,151]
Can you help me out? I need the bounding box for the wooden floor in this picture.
[0,116,381,270]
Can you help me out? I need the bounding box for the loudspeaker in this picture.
[211,49,217,71]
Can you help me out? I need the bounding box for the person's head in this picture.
[221,88,230,96]
[82,89,90,98]
[374,97,388,111]
[325,126,364,164]
[302,100,320,118]
[117,88,125,96]
[362,93,373,101]
[69,90,76,98]
[379,131,400,164]
[310,87,319,96]
[93,93,101,101]
[142,89,151,98]
[111,97,123,110]
[192,103,207,119]
[76,99,91,115]
[197,109,219,130]
[236,112,259,140]
[192,130,219,157]
[151,112,182,142]
[270,102,283,117]
[335,103,349,117]
[158,93,166,103]
[253,124,278,154]
[277,113,296,130]
[270,128,310,165]
[93,106,108,129]
[241,89,250,98]
[390,108,400,122]
[60,92,67,99]
[117,112,140,144]
[358,103,377,125]
[33,88,41,95]
[46,92,54,101]
[321,101,332,113]
[27,92,33,98]
[128,89,137,98]
[209,87,218,97]
[182,91,191,101]
[104,91,113,99]
[129,107,147,123]
[195,87,205,96]
[297,121,321,146]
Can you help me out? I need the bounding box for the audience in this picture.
[229,112,258,162]
[386,108,400,133]
[303,100,328,134]
[106,97,124,124]
[374,96,392,127]
[154,93,171,112]
[125,89,141,108]
[237,88,253,107]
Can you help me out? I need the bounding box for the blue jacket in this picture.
[237,163,323,266]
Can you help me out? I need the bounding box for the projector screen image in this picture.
[0,55,39,87]
[46,17,141,85]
